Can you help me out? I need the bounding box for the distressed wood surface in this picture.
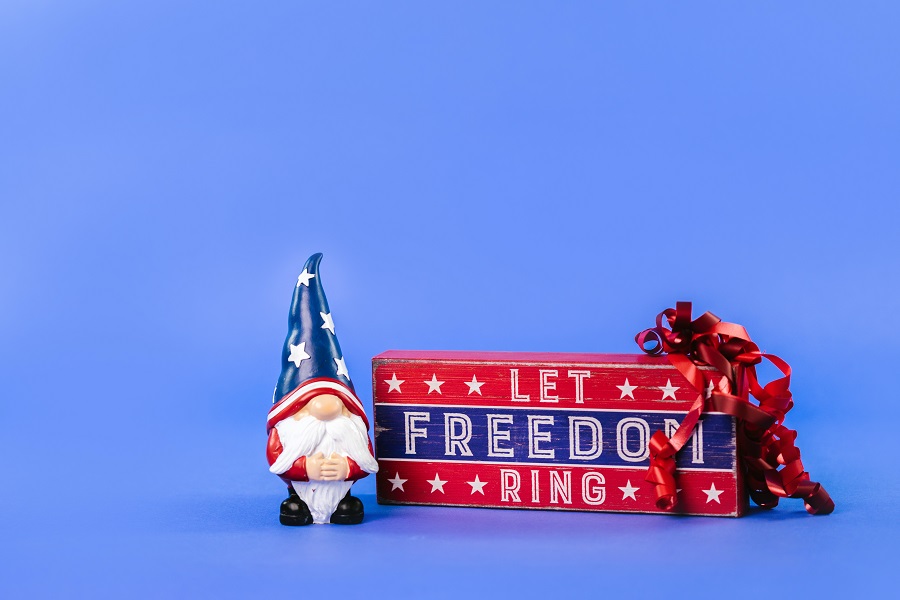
[372,350,746,517]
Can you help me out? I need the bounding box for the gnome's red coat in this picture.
[266,427,371,483]
[266,383,375,484]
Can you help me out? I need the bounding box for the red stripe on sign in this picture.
[376,460,744,517]
[373,360,720,412]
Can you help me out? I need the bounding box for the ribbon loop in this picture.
[635,302,833,516]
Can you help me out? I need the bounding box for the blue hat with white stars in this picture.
[267,253,366,431]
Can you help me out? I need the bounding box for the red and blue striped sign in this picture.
[373,350,746,516]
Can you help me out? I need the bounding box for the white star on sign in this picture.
[659,379,680,400]
[705,379,715,399]
[426,473,447,493]
[334,356,350,380]
[619,480,639,501]
[424,374,444,395]
[703,483,724,504]
[288,342,310,367]
[466,475,488,495]
[616,378,638,399]
[387,472,407,492]
[320,312,335,335]
[465,375,485,396]
[296,268,315,287]
[385,373,404,393]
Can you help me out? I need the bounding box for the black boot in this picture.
[280,487,313,526]
[330,492,364,525]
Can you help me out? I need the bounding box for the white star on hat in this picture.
[320,312,335,335]
[296,268,315,287]
[334,356,350,380]
[288,342,310,367]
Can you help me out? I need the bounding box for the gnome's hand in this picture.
[306,452,326,480]
[320,453,350,481]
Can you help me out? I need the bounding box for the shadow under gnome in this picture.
[265,253,378,525]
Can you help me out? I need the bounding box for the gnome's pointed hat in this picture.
[266,253,368,432]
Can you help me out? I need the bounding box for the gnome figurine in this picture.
[266,253,378,525]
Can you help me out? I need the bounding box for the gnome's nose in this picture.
[308,394,343,421]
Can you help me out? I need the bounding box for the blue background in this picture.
[1,1,897,597]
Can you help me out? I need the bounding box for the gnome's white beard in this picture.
[270,413,378,524]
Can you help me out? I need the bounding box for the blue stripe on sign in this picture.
[375,404,735,470]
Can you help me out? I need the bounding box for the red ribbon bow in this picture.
[635,302,834,515]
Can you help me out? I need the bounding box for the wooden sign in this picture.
[372,350,747,517]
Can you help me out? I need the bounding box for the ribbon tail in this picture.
[645,430,679,511]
